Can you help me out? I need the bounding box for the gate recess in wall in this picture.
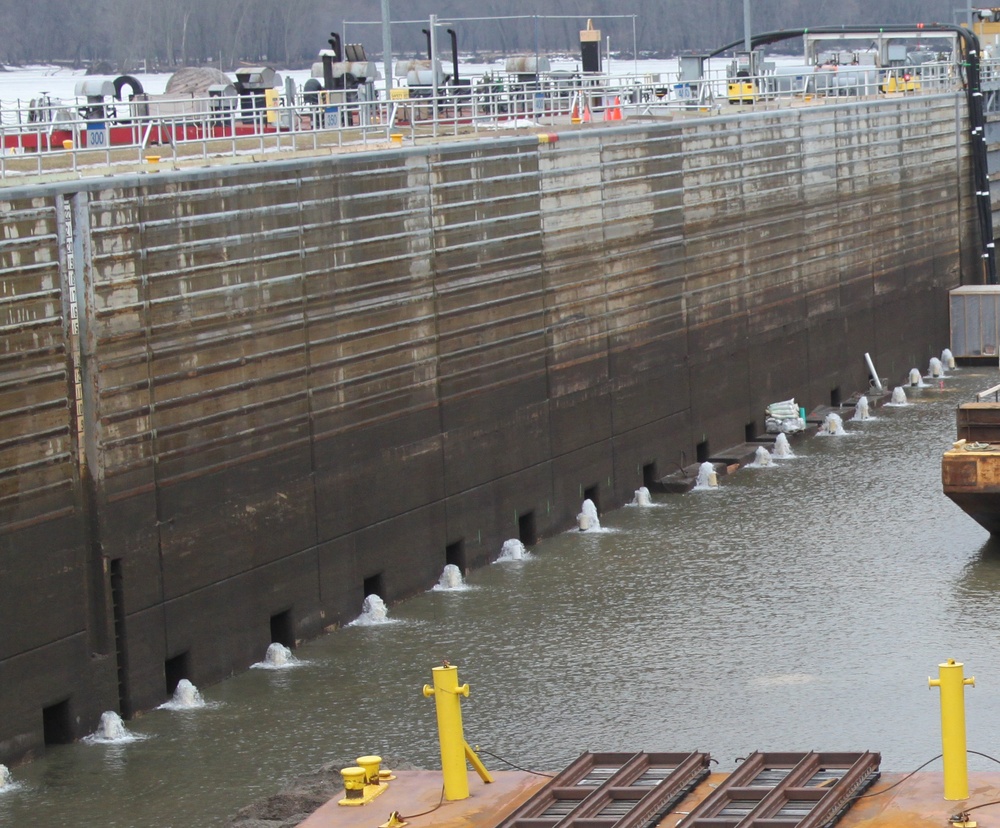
[495,751,711,828]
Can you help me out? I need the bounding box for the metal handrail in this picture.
[0,60,971,181]
[975,383,1000,402]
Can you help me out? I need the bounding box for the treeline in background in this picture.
[0,0,966,71]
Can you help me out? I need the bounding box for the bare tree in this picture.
[0,0,968,68]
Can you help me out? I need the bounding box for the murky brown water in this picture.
[4,365,1000,827]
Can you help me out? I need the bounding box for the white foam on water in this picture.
[750,672,817,687]
[157,679,216,710]
[577,498,611,531]
[0,764,22,794]
[816,411,846,436]
[771,433,796,458]
[251,642,306,670]
[851,395,873,422]
[748,446,774,468]
[885,386,909,406]
[631,487,653,506]
[83,711,149,744]
[494,538,531,562]
[348,594,402,626]
[693,461,720,490]
[431,563,474,592]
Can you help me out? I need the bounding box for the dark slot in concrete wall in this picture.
[270,610,295,649]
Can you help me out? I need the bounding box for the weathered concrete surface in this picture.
[0,92,975,763]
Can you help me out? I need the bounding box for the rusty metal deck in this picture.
[299,767,1000,828]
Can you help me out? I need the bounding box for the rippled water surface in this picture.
[5,366,1000,827]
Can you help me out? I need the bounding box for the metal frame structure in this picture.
[495,751,711,828]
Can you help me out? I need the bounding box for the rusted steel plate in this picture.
[496,751,711,828]
[680,750,880,828]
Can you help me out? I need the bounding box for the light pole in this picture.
[633,15,638,77]
[743,0,751,51]
[430,12,439,131]
[427,14,454,135]
[380,0,392,99]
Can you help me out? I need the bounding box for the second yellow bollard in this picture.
[928,658,975,801]
[356,755,382,784]
[424,664,471,800]
[423,663,493,800]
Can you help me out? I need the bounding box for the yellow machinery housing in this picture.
[727,80,756,103]
[973,9,1000,56]
[882,73,921,93]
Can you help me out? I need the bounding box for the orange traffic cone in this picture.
[582,103,592,123]
[611,96,622,121]
[571,99,581,124]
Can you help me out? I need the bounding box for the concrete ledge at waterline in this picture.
[298,770,547,828]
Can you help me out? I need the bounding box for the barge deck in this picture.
[299,768,1000,828]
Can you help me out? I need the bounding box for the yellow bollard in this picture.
[422,663,493,800]
[424,664,471,800]
[356,755,382,784]
[928,658,975,800]
[338,760,390,807]
[340,767,366,800]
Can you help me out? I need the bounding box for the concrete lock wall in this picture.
[0,92,974,762]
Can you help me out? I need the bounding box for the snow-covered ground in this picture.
[0,57,727,106]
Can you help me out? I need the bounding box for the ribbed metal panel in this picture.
[682,751,881,828]
[0,196,73,528]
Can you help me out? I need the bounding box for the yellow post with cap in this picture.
[928,658,975,800]
[422,663,493,800]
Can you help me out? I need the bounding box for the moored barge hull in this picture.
[943,401,1000,536]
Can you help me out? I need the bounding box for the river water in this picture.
[3,363,1000,826]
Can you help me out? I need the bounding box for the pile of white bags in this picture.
[765,398,805,434]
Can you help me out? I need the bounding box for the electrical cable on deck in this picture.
[949,750,1000,818]
[473,746,556,777]
[845,754,942,802]
[398,785,446,819]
